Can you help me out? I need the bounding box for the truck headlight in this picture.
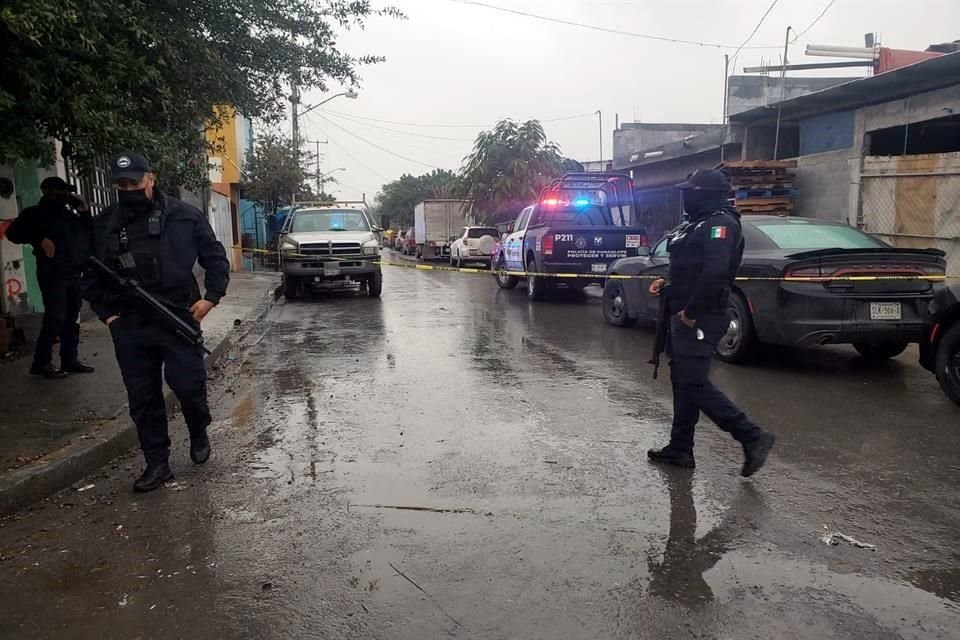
[281,241,297,252]
[362,241,379,256]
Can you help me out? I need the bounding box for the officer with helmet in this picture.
[647,169,775,476]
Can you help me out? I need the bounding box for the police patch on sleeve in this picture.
[710,226,728,240]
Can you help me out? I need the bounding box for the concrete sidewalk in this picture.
[0,271,280,514]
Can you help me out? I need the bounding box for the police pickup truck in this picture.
[492,173,648,300]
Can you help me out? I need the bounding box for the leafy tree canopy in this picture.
[456,120,581,224]
[0,0,400,188]
[373,169,457,229]
[242,131,323,215]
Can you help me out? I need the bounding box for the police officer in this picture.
[6,177,94,378]
[83,151,230,492]
[647,169,775,476]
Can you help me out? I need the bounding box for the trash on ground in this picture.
[164,481,186,491]
[118,594,129,607]
[820,527,876,550]
[76,484,95,492]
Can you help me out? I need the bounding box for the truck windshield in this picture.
[535,206,611,226]
[291,210,369,232]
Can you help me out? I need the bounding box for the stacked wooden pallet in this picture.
[719,160,797,215]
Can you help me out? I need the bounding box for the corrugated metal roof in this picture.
[730,52,960,125]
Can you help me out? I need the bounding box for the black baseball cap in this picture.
[675,169,730,192]
[109,151,152,182]
[40,176,77,192]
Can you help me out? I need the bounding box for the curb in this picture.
[0,289,275,517]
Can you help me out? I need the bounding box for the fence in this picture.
[66,155,116,215]
[859,153,960,275]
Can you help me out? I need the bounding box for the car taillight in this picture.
[542,234,554,256]
[785,266,823,279]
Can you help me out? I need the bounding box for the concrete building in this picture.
[726,76,853,117]
[206,107,254,271]
[730,52,960,272]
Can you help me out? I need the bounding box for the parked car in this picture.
[450,226,499,268]
[920,280,960,406]
[493,173,648,301]
[278,203,383,299]
[402,227,417,255]
[602,215,946,363]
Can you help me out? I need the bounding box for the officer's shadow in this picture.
[646,469,766,608]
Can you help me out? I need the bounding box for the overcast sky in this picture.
[294,0,960,201]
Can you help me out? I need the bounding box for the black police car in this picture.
[602,215,946,363]
[920,281,960,407]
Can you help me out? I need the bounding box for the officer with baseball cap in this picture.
[647,169,775,477]
[82,150,230,492]
[6,176,94,377]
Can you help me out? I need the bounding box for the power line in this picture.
[319,110,477,142]
[730,0,781,68]
[301,112,393,182]
[314,113,442,170]
[447,0,782,50]
[319,108,597,129]
[790,0,837,43]
[321,109,487,128]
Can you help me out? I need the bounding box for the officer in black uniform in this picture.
[6,176,95,378]
[647,169,775,476]
[83,151,230,492]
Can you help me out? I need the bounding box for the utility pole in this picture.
[290,71,300,205]
[314,140,322,196]
[721,54,730,162]
[773,26,792,161]
[596,110,603,166]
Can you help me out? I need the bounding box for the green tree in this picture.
[241,133,307,216]
[0,0,400,188]
[456,120,574,224]
[374,169,457,229]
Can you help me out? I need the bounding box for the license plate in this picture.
[592,263,607,274]
[870,302,901,321]
[625,234,644,248]
[324,262,341,277]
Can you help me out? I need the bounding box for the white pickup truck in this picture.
[278,202,383,299]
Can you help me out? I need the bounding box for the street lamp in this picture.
[299,89,359,119]
[315,167,346,196]
[291,89,358,203]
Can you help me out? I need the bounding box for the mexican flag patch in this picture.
[710,226,727,240]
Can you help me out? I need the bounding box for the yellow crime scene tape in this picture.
[233,247,958,283]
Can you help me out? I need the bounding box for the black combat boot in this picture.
[29,363,68,379]
[647,446,696,469]
[133,462,174,492]
[62,361,95,373]
[190,434,211,465]
[741,432,776,477]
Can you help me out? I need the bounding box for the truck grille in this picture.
[298,242,362,256]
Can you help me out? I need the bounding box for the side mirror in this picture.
[636,246,651,257]
[372,226,383,233]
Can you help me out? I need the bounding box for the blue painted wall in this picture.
[799,110,855,157]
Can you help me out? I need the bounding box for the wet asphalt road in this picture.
[1,257,959,639]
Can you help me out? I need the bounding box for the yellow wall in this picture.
[206,106,241,185]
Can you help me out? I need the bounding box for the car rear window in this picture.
[753,220,884,250]
[536,206,610,226]
[467,228,498,238]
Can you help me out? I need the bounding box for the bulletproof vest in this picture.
[666,208,744,313]
[112,207,164,288]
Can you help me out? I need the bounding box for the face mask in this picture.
[117,188,151,211]
[682,190,725,219]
